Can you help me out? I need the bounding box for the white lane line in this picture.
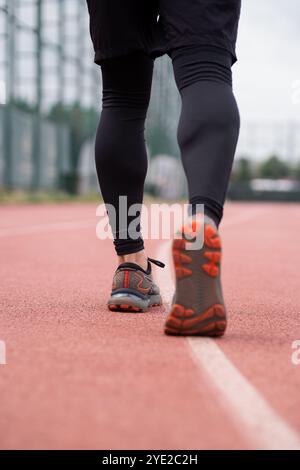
[187,337,300,450]
[155,210,300,450]
[0,219,96,237]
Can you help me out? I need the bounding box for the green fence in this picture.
[0,104,71,190]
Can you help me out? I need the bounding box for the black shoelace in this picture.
[148,258,165,269]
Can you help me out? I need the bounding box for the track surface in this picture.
[0,202,299,449]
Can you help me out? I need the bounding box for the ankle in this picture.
[118,250,148,271]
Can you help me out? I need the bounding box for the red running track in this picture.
[0,202,299,449]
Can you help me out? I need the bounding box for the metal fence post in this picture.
[3,0,16,190]
[32,0,43,190]
[56,0,66,189]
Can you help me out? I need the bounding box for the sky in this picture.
[232,0,300,159]
[235,0,300,121]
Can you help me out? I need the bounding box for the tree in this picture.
[258,155,290,179]
[292,161,300,180]
[231,157,252,183]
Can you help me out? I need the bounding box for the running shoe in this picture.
[108,257,165,313]
[164,215,227,336]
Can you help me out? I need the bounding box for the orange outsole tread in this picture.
[174,222,222,281]
[166,220,226,336]
[109,302,161,313]
[109,304,142,313]
[165,303,226,337]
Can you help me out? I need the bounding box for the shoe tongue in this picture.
[117,262,151,275]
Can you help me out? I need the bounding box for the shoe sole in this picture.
[165,220,227,336]
[165,303,226,336]
[108,293,162,313]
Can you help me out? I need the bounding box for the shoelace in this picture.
[148,257,165,268]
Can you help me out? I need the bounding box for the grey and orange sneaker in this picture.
[164,215,227,336]
[108,258,165,313]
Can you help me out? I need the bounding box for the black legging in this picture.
[95,47,240,256]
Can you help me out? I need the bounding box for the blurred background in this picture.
[0,0,300,202]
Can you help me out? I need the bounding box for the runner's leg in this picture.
[96,53,154,259]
